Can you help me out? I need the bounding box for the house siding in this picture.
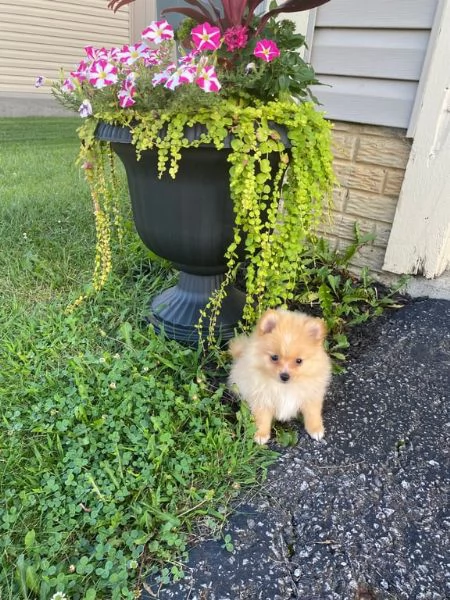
[0,0,129,113]
[320,122,413,280]
[306,0,447,284]
[131,0,155,42]
[309,0,439,129]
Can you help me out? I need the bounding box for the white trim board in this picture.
[383,0,450,278]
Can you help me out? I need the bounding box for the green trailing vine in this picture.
[77,98,335,335]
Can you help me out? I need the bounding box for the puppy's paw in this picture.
[307,427,325,441]
[254,432,271,445]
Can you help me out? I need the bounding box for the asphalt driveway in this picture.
[145,298,450,600]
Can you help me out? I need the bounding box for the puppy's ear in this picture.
[258,309,278,335]
[228,336,247,358]
[306,317,327,342]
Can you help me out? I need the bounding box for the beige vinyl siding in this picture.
[0,0,130,95]
[316,77,417,129]
[308,0,439,129]
[312,29,430,80]
[314,0,438,28]
[131,0,156,42]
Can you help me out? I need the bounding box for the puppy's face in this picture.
[253,309,327,384]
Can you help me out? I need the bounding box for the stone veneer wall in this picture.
[320,121,413,280]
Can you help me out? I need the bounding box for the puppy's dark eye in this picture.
[295,358,303,365]
[270,354,279,362]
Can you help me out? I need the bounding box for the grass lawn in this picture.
[0,118,94,309]
[0,118,272,600]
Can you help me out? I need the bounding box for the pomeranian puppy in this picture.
[228,308,331,444]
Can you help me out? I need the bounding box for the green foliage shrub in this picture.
[0,272,274,599]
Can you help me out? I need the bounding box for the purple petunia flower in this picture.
[78,99,93,118]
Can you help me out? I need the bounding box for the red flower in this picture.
[223,25,249,52]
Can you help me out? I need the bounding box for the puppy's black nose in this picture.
[279,372,290,382]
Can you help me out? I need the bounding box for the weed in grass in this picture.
[291,227,408,369]
[0,120,275,598]
[0,273,276,599]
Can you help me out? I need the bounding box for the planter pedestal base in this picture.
[148,272,245,344]
[94,122,255,344]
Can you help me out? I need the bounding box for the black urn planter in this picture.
[96,122,246,344]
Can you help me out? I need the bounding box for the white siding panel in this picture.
[1,24,128,46]
[131,0,156,42]
[0,0,130,95]
[1,34,113,56]
[309,0,439,128]
[0,8,129,35]
[312,29,429,81]
[313,77,416,129]
[315,0,438,29]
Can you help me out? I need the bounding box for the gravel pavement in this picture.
[144,298,450,600]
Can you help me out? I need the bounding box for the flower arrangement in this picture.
[47,0,335,335]
[52,6,327,112]
[53,0,331,113]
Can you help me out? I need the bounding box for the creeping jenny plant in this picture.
[49,0,335,330]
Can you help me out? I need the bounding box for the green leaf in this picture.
[332,334,350,349]
[24,529,36,550]
[230,138,243,151]
[15,554,27,596]
[318,283,334,313]
[331,352,347,361]
[276,427,298,447]
[259,159,272,174]
[118,322,133,346]
[327,274,340,295]
[256,172,269,184]
[26,565,39,592]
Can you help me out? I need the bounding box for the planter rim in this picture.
[95,120,291,148]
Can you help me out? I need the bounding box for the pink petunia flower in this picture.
[118,43,150,65]
[78,99,93,118]
[152,63,176,86]
[253,39,280,63]
[164,71,184,91]
[118,87,136,108]
[61,78,76,93]
[108,47,121,61]
[196,65,221,93]
[84,46,109,61]
[164,66,197,90]
[223,26,249,52]
[123,72,137,89]
[84,46,97,61]
[179,49,200,65]
[71,60,90,83]
[142,20,174,44]
[191,23,222,52]
[88,59,118,88]
[142,49,162,67]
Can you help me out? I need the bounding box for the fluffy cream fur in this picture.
[228,309,331,444]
